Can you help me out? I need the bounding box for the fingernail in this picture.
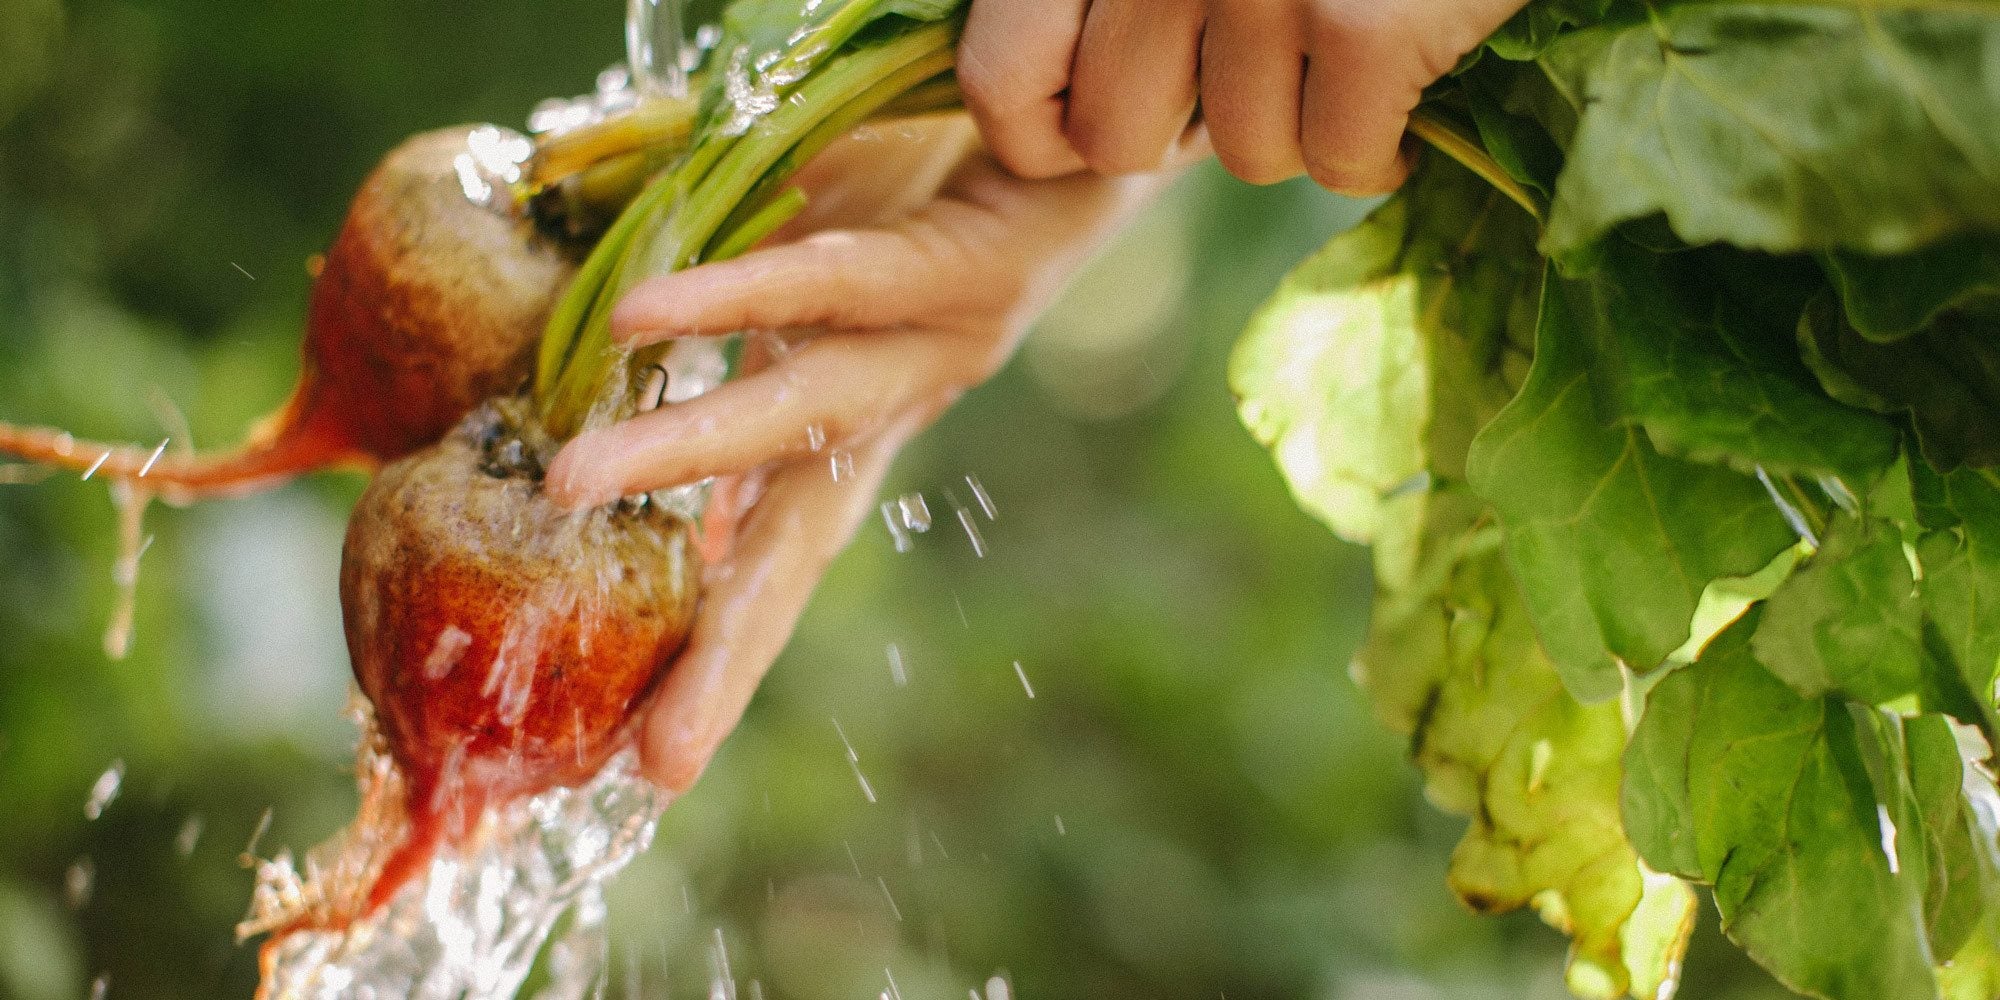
[544,440,611,511]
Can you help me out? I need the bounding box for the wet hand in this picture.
[958,0,1529,194]
[545,128,1181,792]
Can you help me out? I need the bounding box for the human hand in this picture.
[545,123,1183,791]
[958,0,1529,194]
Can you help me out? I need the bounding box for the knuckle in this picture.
[954,49,1018,121]
[1308,0,1397,49]
[1216,146,1302,186]
[1065,123,1158,176]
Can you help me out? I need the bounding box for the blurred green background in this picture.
[0,2,1798,998]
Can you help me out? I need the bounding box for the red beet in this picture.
[335,397,699,917]
[0,127,576,502]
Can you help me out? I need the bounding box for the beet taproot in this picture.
[334,397,699,916]
[0,126,576,502]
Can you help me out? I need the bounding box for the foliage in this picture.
[1234,1,2000,997]
[9,4,1649,996]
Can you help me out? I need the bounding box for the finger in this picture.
[1299,0,1528,195]
[637,428,907,792]
[610,224,981,345]
[958,0,1091,178]
[1297,11,1420,196]
[612,162,1162,347]
[546,330,982,508]
[1063,0,1204,174]
[1199,3,1307,185]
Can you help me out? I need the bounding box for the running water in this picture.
[246,703,668,1000]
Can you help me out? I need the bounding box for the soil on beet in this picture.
[339,397,699,914]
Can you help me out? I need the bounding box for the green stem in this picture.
[1408,106,1545,224]
[1776,473,1833,544]
[708,186,809,262]
[536,20,959,438]
[711,59,954,257]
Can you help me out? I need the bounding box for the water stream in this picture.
[251,747,666,1000]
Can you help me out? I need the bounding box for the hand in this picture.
[545,122,1182,791]
[958,0,1529,194]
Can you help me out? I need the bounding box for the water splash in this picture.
[626,0,688,98]
[245,703,668,1000]
[886,643,908,687]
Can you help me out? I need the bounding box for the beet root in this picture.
[0,126,576,502]
[337,397,698,918]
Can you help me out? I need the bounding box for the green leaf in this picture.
[1466,263,1797,699]
[1752,513,1923,705]
[1942,924,2000,1000]
[1825,234,2000,344]
[1570,243,1900,484]
[1799,292,2000,471]
[1229,197,1430,581]
[1542,3,2000,257]
[1623,613,1940,999]
[1357,538,1694,1000]
[1230,160,1538,591]
[1916,466,2000,719]
[1485,0,1617,61]
[1905,714,1991,962]
[1459,59,1569,200]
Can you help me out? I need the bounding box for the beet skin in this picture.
[339,398,699,912]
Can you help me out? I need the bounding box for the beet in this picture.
[335,397,699,916]
[0,126,576,502]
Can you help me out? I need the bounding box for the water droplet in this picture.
[1012,661,1035,699]
[1053,814,1066,836]
[829,449,854,482]
[880,502,913,553]
[897,493,932,533]
[877,876,902,921]
[965,475,997,520]
[174,814,204,857]
[597,64,633,96]
[64,857,94,909]
[137,439,169,478]
[85,760,124,820]
[708,927,737,1000]
[833,718,877,804]
[89,973,109,1000]
[804,423,827,452]
[956,507,987,558]
[886,644,908,687]
[986,975,1013,1000]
